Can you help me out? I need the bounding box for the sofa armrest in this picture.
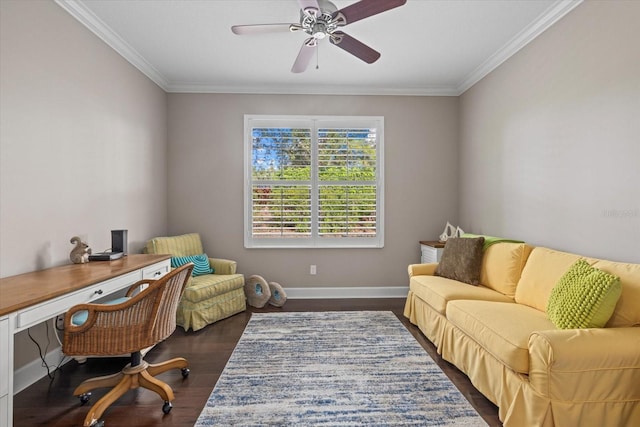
[408,263,438,277]
[208,257,237,275]
[528,327,640,402]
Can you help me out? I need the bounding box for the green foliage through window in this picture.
[245,116,384,248]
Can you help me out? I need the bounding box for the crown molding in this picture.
[56,0,582,97]
[165,82,459,96]
[456,0,583,95]
[54,0,169,90]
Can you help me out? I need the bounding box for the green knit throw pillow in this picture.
[547,259,621,329]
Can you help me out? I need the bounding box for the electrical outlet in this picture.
[310,265,317,275]
[55,314,65,330]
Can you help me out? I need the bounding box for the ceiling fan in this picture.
[231,0,407,73]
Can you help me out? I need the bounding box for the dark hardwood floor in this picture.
[14,299,501,426]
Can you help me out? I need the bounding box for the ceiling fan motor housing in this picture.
[300,0,339,39]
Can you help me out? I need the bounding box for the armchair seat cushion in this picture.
[71,297,130,326]
[182,274,245,302]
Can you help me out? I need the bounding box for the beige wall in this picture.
[5,0,638,390]
[459,0,640,263]
[1,0,168,368]
[167,94,459,289]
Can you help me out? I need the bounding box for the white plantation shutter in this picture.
[252,185,311,237]
[245,116,384,248]
[250,125,312,239]
[318,126,378,238]
[318,185,377,237]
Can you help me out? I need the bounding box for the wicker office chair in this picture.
[63,263,194,427]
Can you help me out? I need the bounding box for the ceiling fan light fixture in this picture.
[311,23,327,39]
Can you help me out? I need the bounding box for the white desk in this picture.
[0,254,171,427]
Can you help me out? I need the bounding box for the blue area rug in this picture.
[195,311,485,426]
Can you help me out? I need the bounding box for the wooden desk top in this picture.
[0,254,171,316]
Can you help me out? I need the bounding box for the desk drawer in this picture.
[142,260,170,280]
[16,271,141,330]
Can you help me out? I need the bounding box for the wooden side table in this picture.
[419,240,445,263]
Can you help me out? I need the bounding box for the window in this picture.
[244,115,384,248]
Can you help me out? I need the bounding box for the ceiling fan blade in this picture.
[298,0,320,13]
[330,31,380,64]
[333,0,407,26]
[291,39,317,73]
[231,24,295,35]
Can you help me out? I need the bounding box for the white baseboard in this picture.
[284,286,409,299]
[13,346,70,395]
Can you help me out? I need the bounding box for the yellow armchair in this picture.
[144,233,246,331]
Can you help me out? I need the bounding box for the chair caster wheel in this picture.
[162,401,172,414]
[181,367,190,378]
[79,393,91,405]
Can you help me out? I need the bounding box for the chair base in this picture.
[75,357,188,427]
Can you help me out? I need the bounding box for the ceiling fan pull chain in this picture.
[316,43,320,70]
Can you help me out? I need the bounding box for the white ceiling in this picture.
[55,0,582,96]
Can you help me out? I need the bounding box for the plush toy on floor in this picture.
[267,281,287,307]
[244,275,287,308]
[245,275,271,308]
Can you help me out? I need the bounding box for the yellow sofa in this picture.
[404,243,640,426]
[144,233,246,331]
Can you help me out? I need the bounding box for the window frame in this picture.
[244,114,384,249]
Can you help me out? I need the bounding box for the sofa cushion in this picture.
[145,233,204,257]
[435,236,485,285]
[515,247,598,312]
[447,300,555,374]
[181,273,245,303]
[547,260,621,329]
[592,260,640,327]
[410,275,512,315]
[480,242,533,298]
